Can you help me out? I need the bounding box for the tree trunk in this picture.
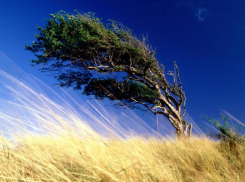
[175,119,192,140]
[176,129,187,139]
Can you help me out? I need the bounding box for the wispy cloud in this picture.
[195,8,207,21]
[176,0,208,22]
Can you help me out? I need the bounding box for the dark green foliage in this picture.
[83,78,160,109]
[25,11,165,111]
[26,11,158,74]
[203,114,245,150]
[182,120,187,125]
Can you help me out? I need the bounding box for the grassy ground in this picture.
[0,130,244,182]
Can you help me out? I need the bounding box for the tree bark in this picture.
[173,117,192,139]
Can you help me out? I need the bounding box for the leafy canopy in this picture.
[26,11,184,114]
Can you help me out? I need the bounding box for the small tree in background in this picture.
[26,11,192,138]
[203,114,245,150]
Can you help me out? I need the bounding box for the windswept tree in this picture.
[26,11,192,138]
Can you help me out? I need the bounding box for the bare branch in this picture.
[167,70,176,86]
[174,61,182,87]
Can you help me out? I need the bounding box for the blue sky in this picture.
[0,0,245,133]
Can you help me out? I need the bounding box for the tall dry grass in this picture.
[0,121,244,182]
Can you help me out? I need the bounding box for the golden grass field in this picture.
[0,123,244,182]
